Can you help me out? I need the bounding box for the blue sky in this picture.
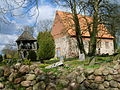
[0,0,68,53]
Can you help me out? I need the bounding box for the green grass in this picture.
[83,64,100,69]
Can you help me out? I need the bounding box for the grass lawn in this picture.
[37,56,113,73]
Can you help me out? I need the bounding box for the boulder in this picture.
[0,82,4,89]
[46,83,56,90]
[34,68,43,75]
[4,66,11,76]
[26,87,33,90]
[21,81,31,87]
[85,69,94,75]
[106,75,113,81]
[110,80,118,88]
[30,64,38,70]
[98,84,105,90]
[26,74,36,81]
[94,69,102,75]
[76,73,86,84]
[57,79,69,87]
[14,78,22,84]
[8,72,17,82]
[19,65,29,74]
[14,63,21,69]
[36,74,46,82]
[88,75,95,80]
[95,76,104,83]
[103,81,109,88]
[102,69,109,76]
[33,83,40,90]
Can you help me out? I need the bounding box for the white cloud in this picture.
[28,4,69,24]
[0,34,18,52]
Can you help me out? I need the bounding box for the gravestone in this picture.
[45,61,64,69]
[79,52,85,61]
[89,57,96,66]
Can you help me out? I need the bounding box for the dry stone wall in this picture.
[0,61,120,90]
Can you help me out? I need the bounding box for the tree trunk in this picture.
[71,1,86,55]
[88,0,100,56]
[113,35,117,52]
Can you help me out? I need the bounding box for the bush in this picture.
[0,55,3,62]
[27,50,37,61]
[22,59,31,65]
[37,31,55,62]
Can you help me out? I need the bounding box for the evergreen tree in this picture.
[37,31,55,62]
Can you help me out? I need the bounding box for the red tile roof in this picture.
[51,11,113,39]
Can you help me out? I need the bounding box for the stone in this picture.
[113,70,118,75]
[39,81,46,89]
[85,69,94,75]
[26,74,36,81]
[0,82,4,89]
[4,66,11,76]
[106,75,113,81]
[34,68,42,75]
[76,73,86,84]
[118,69,120,74]
[94,69,102,75]
[36,74,46,82]
[109,69,118,75]
[98,84,105,90]
[8,72,17,82]
[30,64,38,70]
[112,88,119,90]
[0,68,4,77]
[19,65,29,73]
[45,61,64,69]
[66,71,77,81]
[117,83,120,89]
[31,80,36,86]
[46,83,56,90]
[102,69,109,75]
[114,64,120,70]
[57,79,69,87]
[89,57,96,66]
[21,81,31,87]
[89,83,98,89]
[33,83,40,90]
[95,76,104,83]
[114,75,120,82]
[110,80,118,88]
[103,81,109,88]
[88,75,95,80]
[33,82,45,90]
[70,82,79,90]
[14,78,21,84]
[0,77,5,82]
[26,87,32,90]
[14,63,21,69]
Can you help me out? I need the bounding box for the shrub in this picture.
[37,31,55,62]
[0,55,3,62]
[27,50,37,61]
[23,59,31,65]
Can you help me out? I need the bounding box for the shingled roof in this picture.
[51,11,113,39]
[16,31,36,42]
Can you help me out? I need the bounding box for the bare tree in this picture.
[0,0,39,24]
[102,3,120,51]
[36,19,53,31]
